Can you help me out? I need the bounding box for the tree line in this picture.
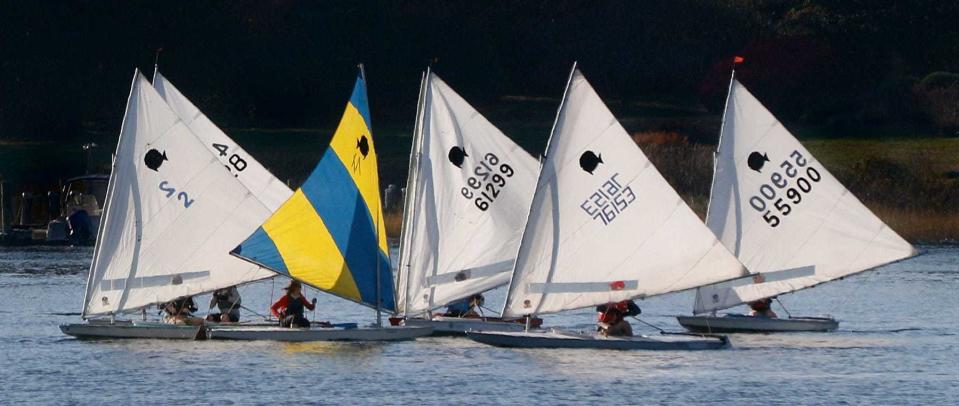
[1,0,958,140]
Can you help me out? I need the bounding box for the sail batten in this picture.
[695,78,917,314]
[396,72,539,315]
[501,67,748,318]
[82,71,281,317]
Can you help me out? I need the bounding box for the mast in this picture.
[152,48,163,82]
[397,68,429,317]
[696,57,742,312]
[704,56,740,228]
[500,61,578,319]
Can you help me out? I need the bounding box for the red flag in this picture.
[733,56,745,64]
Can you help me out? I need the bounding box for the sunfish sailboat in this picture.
[60,70,292,339]
[218,68,432,341]
[467,65,748,350]
[676,66,918,333]
[395,70,541,335]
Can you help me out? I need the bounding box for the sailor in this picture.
[443,294,485,317]
[596,300,641,337]
[271,280,317,328]
[748,298,778,318]
[159,296,202,325]
[207,286,241,323]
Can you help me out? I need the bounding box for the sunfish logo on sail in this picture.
[448,146,468,168]
[144,149,168,172]
[579,173,636,226]
[579,150,603,174]
[747,151,769,173]
[357,136,370,157]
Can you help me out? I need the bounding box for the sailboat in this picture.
[676,65,918,333]
[214,67,432,341]
[394,69,542,335]
[467,65,749,350]
[60,70,291,339]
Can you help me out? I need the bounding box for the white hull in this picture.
[676,315,839,333]
[60,320,204,340]
[207,325,433,342]
[467,329,730,350]
[404,316,532,336]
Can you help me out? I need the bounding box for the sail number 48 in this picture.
[213,143,247,172]
[749,150,821,228]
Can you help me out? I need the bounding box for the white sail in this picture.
[152,71,293,211]
[501,67,748,318]
[396,72,539,315]
[82,71,277,317]
[694,78,917,314]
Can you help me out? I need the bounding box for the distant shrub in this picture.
[845,155,959,211]
[632,130,688,145]
[918,72,959,90]
[633,132,714,206]
[914,72,959,135]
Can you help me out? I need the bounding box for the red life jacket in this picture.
[598,307,623,324]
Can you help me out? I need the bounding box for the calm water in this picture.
[0,245,956,404]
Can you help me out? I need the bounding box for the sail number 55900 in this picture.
[749,150,822,228]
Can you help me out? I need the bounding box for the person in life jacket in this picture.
[596,300,641,337]
[443,294,485,318]
[159,296,203,326]
[271,280,317,328]
[207,286,241,323]
[748,298,778,318]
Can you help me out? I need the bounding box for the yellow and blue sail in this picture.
[232,73,394,312]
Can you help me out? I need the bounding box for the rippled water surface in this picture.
[0,245,956,404]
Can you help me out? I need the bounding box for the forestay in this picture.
[396,72,538,315]
[695,78,917,314]
[232,72,395,312]
[153,71,292,211]
[82,71,278,317]
[501,67,748,318]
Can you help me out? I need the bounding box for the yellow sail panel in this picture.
[329,87,389,255]
[261,190,362,300]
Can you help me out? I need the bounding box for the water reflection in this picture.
[280,341,385,358]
